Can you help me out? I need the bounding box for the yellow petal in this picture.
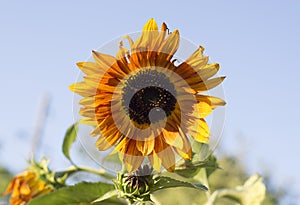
[158,146,175,172]
[92,50,116,68]
[143,18,158,31]
[20,183,31,195]
[152,22,167,51]
[148,22,168,64]
[123,35,134,50]
[158,30,180,62]
[131,19,159,52]
[197,101,213,118]
[76,62,103,75]
[79,96,108,108]
[186,46,205,62]
[195,76,226,92]
[198,63,220,80]
[79,107,96,118]
[69,82,96,97]
[188,119,210,143]
[79,117,97,126]
[196,94,226,108]
[174,129,192,160]
[149,152,162,172]
[113,137,130,153]
[186,56,209,71]
[162,129,183,149]
[83,76,100,87]
[174,58,209,84]
[115,42,132,74]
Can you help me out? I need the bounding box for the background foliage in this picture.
[0,166,12,203]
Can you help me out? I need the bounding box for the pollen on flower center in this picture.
[129,86,176,124]
[121,69,177,125]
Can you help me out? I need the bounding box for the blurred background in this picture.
[0,1,299,204]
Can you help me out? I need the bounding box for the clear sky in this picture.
[0,0,299,202]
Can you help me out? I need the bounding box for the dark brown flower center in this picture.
[122,69,177,124]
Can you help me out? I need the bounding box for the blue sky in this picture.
[0,0,299,202]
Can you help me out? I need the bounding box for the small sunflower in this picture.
[70,18,225,173]
[3,171,53,205]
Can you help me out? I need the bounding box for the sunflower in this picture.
[70,18,225,173]
[3,171,53,205]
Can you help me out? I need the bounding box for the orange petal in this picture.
[136,139,155,156]
[3,178,17,195]
[113,137,130,153]
[123,140,144,172]
[95,130,121,151]
[152,135,174,171]
[162,129,183,150]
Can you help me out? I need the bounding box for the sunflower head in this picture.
[70,18,225,173]
[3,171,53,205]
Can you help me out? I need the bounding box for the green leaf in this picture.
[28,182,125,205]
[175,155,220,178]
[62,123,78,163]
[93,198,126,205]
[205,155,219,177]
[0,167,12,193]
[151,176,208,193]
[174,161,200,178]
[205,174,266,205]
[93,190,119,203]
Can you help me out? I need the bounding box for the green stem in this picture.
[61,166,115,180]
[126,199,133,205]
[198,168,211,199]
